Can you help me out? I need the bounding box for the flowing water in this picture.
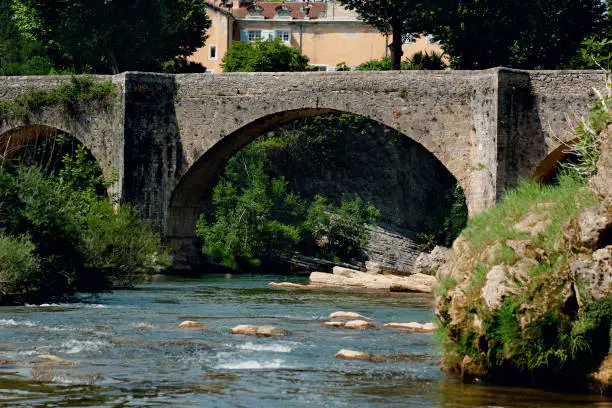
[0,274,610,407]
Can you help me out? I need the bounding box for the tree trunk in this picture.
[107,49,120,74]
[390,22,404,71]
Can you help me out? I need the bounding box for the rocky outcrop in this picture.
[435,129,612,393]
[590,124,612,202]
[363,225,422,275]
[413,246,450,276]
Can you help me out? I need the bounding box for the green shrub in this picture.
[0,234,40,295]
[303,195,380,261]
[81,201,165,287]
[222,39,309,72]
[0,76,115,122]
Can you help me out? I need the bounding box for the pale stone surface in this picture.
[577,205,611,249]
[413,246,451,276]
[571,246,612,302]
[230,325,287,337]
[255,326,287,337]
[335,349,373,361]
[332,266,357,277]
[231,325,259,336]
[343,320,375,329]
[311,271,437,293]
[328,311,370,320]
[179,320,205,329]
[383,322,436,332]
[514,212,552,236]
[590,124,612,202]
[480,265,510,310]
[268,282,312,289]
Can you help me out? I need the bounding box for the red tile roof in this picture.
[232,2,327,20]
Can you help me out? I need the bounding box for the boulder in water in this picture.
[383,322,436,332]
[322,321,346,328]
[179,320,206,329]
[343,320,375,329]
[328,311,370,320]
[37,354,78,365]
[335,349,373,361]
[231,325,287,337]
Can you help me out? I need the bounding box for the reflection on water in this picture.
[0,274,610,407]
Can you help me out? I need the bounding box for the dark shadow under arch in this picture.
[0,123,111,189]
[532,138,579,184]
[166,108,465,265]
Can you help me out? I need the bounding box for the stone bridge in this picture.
[0,68,607,264]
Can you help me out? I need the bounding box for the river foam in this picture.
[235,342,294,353]
[216,359,285,370]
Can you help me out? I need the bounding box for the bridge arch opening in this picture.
[0,124,111,197]
[531,138,580,184]
[168,109,468,268]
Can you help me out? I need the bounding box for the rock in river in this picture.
[179,320,206,329]
[328,311,370,320]
[231,325,287,337]
[335,349,373,361]
[343,320,375,329]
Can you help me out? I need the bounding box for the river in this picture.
[0,275,610,407]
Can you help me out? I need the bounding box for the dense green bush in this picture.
[356,51,446,71]
[196,138,379,269]
[0,234,40,295]
[303,195,379,261]
[222,39,309,72]
[0,139,166,302]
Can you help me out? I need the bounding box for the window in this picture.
[247,30,262,41]
[275,30,290,44]
[209,45,217,60]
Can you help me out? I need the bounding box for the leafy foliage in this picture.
[0,233,40,295]
[0,0,57,75]
[338,0,439,70]
[196,136,380,269]
[429,0,607,69]
[303,195,380,261]
[222,38,309,72]
[0,137,166,303]
[356,51,446,71]
[196,147,304,269]
[10,0,211,73]
[0,76,115,121]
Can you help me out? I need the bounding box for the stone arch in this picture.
[167,107,468,264]
[532,137,579,184]
[0,124,113,189]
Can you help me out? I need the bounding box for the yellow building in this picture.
[190,1,443,73]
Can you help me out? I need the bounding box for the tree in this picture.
[11,0,211,73]
[222,38,309,72]
[429,0,607,69]
[0,0,55,75]
[337,0,435,70]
